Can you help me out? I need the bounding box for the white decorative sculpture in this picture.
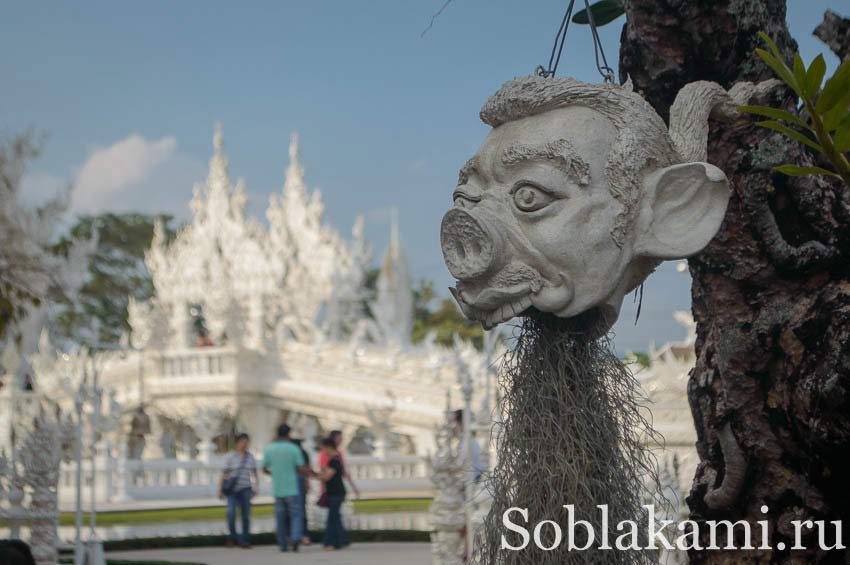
[429,399,466,565]
[191,406,226,463]
[440,76,731,329]
[364,390,397,458]
[0,407,75,565]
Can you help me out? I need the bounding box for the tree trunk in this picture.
[815,10,850,63]
[619,1,850,563]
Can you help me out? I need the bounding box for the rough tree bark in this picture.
[619,1,850,563]
[815,10,850,63]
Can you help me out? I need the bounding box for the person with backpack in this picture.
[219,433,258,548]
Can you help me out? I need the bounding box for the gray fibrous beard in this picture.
[473,311,664,565]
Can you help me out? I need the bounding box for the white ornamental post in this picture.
[19,408,74,565]
[111,441,132,503]
[429,391,465,565]
[73,382,85,565]
[477,330,499,472]
[453,346,475,560]
[83,356,105,565]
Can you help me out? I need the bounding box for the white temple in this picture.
[28,125,485,471]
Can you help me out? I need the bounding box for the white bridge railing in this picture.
[58,453,432,507]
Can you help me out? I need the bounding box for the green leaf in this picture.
[755,48,802,97]
[822,94,850,131]
[738,105,808,129]
[758,32,784,61]
[572,0,625,26]
[755,120,823,151]
[804,54,827,98]
[816,58,850,113]
[836,118,850,153]
[773,164,840,178]
[793,53,807,90]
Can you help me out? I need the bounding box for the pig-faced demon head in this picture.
[440,76,730,330]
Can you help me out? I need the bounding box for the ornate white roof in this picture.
[133,124,413,351]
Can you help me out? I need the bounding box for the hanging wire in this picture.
[536,0,616,83]
[535,0,576,78]
[582,0,616,83]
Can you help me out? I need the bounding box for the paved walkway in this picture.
[106,542,430,564]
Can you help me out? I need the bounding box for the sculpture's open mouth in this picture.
[450,284,536,329]
[448,263,555,329]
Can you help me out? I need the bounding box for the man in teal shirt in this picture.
[263,424,307,552]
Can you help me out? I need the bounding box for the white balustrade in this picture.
[57,453,432,507]
[155,347,235,378]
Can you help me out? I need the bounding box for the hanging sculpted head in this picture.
[440,76,730,329]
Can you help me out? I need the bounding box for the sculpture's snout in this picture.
[440,208,500,280]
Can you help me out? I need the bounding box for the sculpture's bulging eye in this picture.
[513,185,555,212]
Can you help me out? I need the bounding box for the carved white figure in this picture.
[440,76,732,329]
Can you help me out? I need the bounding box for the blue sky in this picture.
[2,1,845,352]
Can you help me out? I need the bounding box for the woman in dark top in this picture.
[317,437,347,550]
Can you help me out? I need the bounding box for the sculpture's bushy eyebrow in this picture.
[501,139,591,186]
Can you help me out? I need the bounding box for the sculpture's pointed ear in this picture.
[635,162,730,260]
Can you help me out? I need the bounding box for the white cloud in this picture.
[72,135,177,213]
[20,134,206,219]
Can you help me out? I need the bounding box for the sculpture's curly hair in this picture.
[472,310,666,564]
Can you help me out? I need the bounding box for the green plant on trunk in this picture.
[739,32,850,186]
[572,0,624,26]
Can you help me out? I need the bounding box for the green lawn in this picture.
[53,498,432,527]
[352,498,431,514]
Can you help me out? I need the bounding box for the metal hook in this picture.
[536,0,616,83]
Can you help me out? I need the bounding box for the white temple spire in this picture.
[289,132,299,163]
[265,132,355,341]
[213,121,224,154]
[371,211,414,347]
[284,133,305,197]
[390,207,400,257]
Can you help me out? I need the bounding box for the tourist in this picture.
[318,430,360,498]
[291,437,312,546]
[263,424,306,552]
[318,429,359,547]
[219,432,258,549]
[316,437,347,550]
